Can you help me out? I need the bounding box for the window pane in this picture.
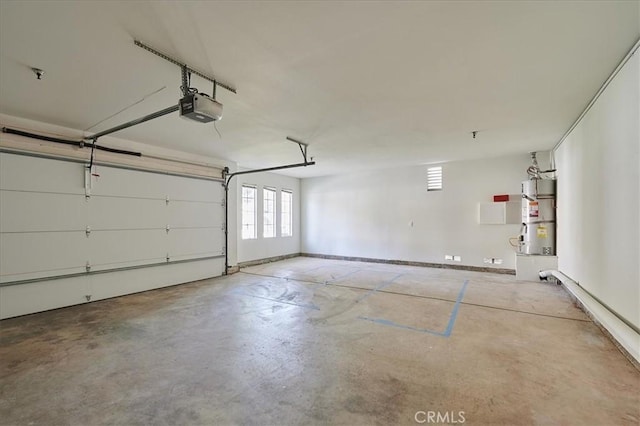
[281,191,292,237]
[263,188,276,238]
[241,186,256,239]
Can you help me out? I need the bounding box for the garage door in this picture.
[0,152,225,318]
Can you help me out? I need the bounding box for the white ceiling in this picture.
[0,1,638,177]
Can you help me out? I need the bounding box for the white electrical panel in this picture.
[478,201,520,224]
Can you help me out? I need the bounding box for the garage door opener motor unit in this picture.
[134,40,235,125]
[179,93,223,123]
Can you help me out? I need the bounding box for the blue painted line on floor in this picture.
[442,279,469,337]
[357,279,469,337]
[356,273,405,302]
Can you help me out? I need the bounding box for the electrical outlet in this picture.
[484,258,492,264]
[445,255,453,261]
[453,255,461,262]
[493,258,503,265]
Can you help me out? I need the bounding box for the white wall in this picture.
[236,170,301,263]
[302,154,538,270]
[555,50,639,330]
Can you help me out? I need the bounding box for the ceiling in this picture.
[0,1,638,177]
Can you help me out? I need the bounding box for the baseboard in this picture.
[238,253,301,269]
[300,253,515,275]
[549,270,640,370]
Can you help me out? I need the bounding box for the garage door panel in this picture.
[90,167,167,199]
[168,201,222,229]
[88,258,224,301]
[0,232,88,281]
[0,153,86,194]
[169,228,223,258]
[0,276,89,319]
[166,176,222,203]
[88,196,167,230]
[89,229,168,268]
[0,191,87,232]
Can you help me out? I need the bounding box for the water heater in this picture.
[520,179,556,255]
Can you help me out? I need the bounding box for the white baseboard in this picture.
[545,270,639,366]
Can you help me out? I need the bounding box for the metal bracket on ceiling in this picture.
[220,136,315,276]
[79,41,235,143]
[286,136,310,163]
[135,40,236,95]
[181,65,189,97]
[221,136,314,187]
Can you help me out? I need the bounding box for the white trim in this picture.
[241,185,257,240]
[545,270,640,364]
[553,38,640,153]
[262,187,276,238]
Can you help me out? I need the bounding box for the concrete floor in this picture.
[0,257,638,425]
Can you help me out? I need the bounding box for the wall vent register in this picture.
[427,166,443,191]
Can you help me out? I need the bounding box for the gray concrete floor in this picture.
[1,257,638,425]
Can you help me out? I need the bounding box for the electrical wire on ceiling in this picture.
[84,86,167,132]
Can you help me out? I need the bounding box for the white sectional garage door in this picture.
[0,152,225,318]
